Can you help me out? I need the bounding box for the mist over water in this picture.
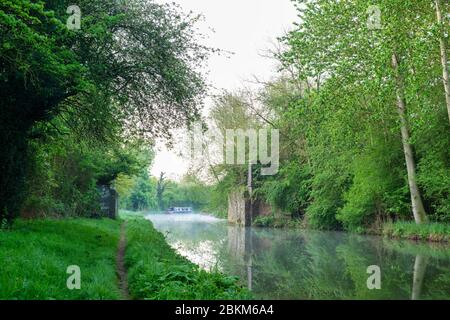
[149,213,223,224]
[146,213,450,300]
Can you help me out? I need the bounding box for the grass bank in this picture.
[119,210,147,219]
[383,221,450,243]
[0,216,250,300]
[124,216,251,299]
[253,214,450,244]
[0,218,121,299]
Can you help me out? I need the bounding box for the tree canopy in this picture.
[0,0,210,221]
[201,0,449,230]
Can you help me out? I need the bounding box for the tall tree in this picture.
[278,0,441,228]
[391,53,427,224]
[0,0,209,221]
[157,172,167,210]
[435,0,450,123]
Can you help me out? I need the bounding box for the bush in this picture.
[253,215,302,228]
[258,161,311,218]
[305,168,346,230]
[337,145,408,232]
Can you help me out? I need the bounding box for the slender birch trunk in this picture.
[435,0,450,123]
[391,53,428,224]
[412,255,428,300]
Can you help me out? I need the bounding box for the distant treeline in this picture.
[117,172,211,212]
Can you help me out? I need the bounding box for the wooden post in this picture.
[245,227,253,291]
[246,162,253,226]
[247,162,253,195]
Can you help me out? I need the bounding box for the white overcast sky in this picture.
[151,0,298,180]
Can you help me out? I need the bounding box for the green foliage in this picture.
[415,110,450,222]
[252,215,277,227]
[125,218,251,300]
[0,0,83,222]
[259,161,311,218]
[1,0,210,221]
[337,142,410,232]
[278,0,450,230]
[202,0,449,233]
[253,215,302,228]
[21,127,149,218]
[121,173,211,212]
[207,171,242,218]
[162,175,212,210]
[304,168,346,230]
[206,0,449,232]
[124,172,158,211]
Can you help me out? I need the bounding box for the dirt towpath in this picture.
[117,221,130,300]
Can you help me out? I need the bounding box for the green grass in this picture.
[383,221,450,243]
[1,216,250,300]
[0,218,121,299]
[119,209,147,219]
[383,238,450,260]
[124,217,251,300]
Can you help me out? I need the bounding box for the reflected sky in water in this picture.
[146,214,450,300]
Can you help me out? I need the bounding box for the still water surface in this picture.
[146,214,450,300]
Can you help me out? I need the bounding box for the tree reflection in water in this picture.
[147,214,450,300]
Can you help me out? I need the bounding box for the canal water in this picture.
[146,213,450,300]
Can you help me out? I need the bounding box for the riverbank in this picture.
[144,212,450,300]
[252,215,450,243]
[383,221,450,243]
[0,217,250,300]
[123,209,450,244]
[252,215,303,228]
[125,217,250,299]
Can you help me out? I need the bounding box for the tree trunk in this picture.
[391,53,428,224]
[412,255,428,300]
[435,0,450,123]
[157,172,166,211]
[0,119,30,223]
